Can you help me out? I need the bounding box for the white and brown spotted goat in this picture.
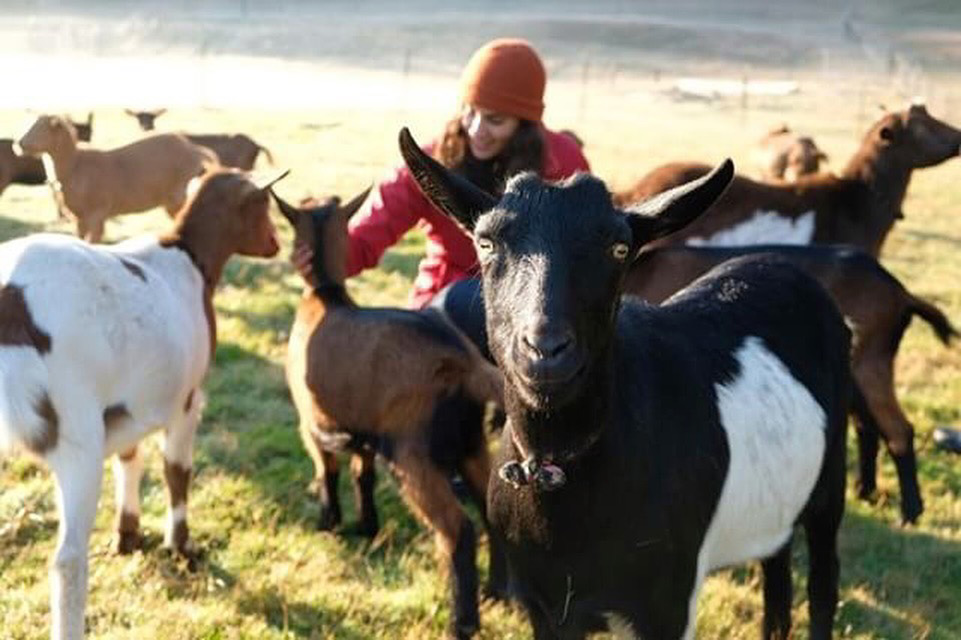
[0,169,283,639]
[751,124,828,181]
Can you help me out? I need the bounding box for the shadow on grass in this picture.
[714,508,961,637]
[197,335,494,637]
[378,249,420,280]
[216,301,297,338]
[199,340,425,545]
[221,257,301,293]
[234,586,376,640]
[830,510,959,637]
[0,212,48,243]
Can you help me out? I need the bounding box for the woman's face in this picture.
[461,105,520,160]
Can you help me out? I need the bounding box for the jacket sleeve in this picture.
[345,165,424,277]
[544,128,592,179]
[570,147,591,174]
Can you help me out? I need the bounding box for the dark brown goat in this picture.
[616,103,961,256]
[125,109,273,170]
[272,188,505,639]
[752,124,828,181]
[125,108,166,131]
[180,133,273,171]
[624,244,956,523]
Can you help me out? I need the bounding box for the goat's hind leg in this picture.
[113,445,145,554]
[761,539,793,640]
[162,389,204,559]
[891,436,922,525]
[855,360,924,523]
[851,384,880,501]
[803,440,845,639]
[47,426,105,640]
[392,443,479,638]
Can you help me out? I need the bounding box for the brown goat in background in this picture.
[1,112,93,218]
[126,108,274,170]
[17,114,217,243]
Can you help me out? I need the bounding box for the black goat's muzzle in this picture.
[511,326,585,393]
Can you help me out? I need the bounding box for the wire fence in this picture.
[1,2,958,138]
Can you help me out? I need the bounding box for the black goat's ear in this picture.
[340,185,372,220]
[268,188,300,226]
[254,168,290,192]
[624,158,734,250]
[398,127,497,232]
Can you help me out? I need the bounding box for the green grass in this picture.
[1,62,960,639]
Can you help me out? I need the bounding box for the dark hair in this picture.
[434,116,545,196]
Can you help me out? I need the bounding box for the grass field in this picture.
[1,8,961,638]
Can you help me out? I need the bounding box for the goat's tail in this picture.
[908,294,958,346]
[0,351,52,455]
[257,145,275,166]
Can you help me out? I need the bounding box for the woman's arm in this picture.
[345,165,425,277]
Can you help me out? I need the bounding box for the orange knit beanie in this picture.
[459,38,546,122]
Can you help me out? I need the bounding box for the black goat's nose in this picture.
[521,326,575,361]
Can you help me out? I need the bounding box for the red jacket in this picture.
[346,127,590,308]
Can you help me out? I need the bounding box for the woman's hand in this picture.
[291,244,317,287]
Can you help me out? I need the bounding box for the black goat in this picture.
[625,243,957,524]
[125,109,273,170]
[401,128,851,639]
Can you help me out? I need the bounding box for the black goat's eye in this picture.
[476,237,495,255]
[611,242,630,261]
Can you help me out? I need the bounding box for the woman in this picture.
[297,37,590,308]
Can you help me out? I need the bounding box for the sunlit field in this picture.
[1,3,961,638]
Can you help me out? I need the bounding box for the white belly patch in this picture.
[702,336,826,570]
[687,210,815,247]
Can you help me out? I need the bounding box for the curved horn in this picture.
[398,127,497,232]
[625,159,735,247]
[254,168,291,192]
[340,185,373,219]
[268,188,300,226]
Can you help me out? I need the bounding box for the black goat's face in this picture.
[399,127,734,410]
[474,174,633,408]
